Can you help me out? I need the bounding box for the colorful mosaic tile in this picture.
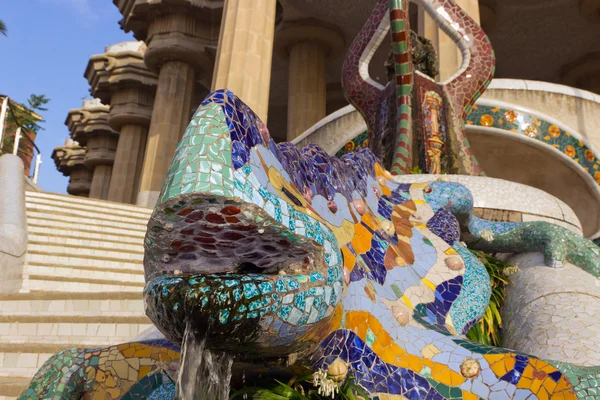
[19,0,600,398]
[467,104,600,184]
[342,0,490,175]
[18,340,180,400]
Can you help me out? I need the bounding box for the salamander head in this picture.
[143,90,379,360]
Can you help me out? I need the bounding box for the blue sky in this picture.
[1,1,134,193]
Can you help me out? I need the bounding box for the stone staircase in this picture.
[0,191,153,398]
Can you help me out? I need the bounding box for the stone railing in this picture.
[0,154,27,294]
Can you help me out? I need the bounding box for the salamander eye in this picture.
[424,186,433,194]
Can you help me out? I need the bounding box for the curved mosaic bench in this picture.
[502,252,600,367]
[466,99,600,185]
[393,174,583,235]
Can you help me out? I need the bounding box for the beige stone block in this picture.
[36,323,54,336]
[3,353,18,368]
[96,324,116,337]
[0,324,11,336]
[17,353,38,368]
[72,324,87,336]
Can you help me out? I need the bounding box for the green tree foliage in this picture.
[0,20,6,36]
[1,94,50,161]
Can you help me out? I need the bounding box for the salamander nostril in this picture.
[237,262,264,274]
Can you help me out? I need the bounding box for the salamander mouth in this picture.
[143,194,338,358]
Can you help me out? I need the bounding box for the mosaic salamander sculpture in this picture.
[20,90,600,399]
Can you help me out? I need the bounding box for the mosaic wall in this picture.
[466,104,600,184]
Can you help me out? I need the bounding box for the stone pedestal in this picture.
[420,0,481,81]
[86,41,158,204]
[65,99,118,200]
[115,1,219,207]
[274,20,344,140]
[52,139,92,197]
[211,0,277,123]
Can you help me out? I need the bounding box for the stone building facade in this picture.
[53,0,600,216]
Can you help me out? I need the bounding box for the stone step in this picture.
[27,234,144,254]
[26,211,148,235]
[26,217,146,242]
[25,191,153,217]
[26,199,151,223]
[0,292,144,301]
[26,253,143,273]
[0,352,54,381]
[27,243,143,264]
[25,203,149,229]
[0,318,153,347]
[27,226,144,247]
[23,264,144,285]
[0,376,34,397]
[0,295,145,317]
[21,276,144,293]
[27,235,144,260]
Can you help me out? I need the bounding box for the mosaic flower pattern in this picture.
[336,131,369,158]
[467,105,600,184]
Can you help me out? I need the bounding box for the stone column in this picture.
[274,20,345,140]
[420,0,481,81]
[115,1,219,207]
[65,99,118,200]
[562,53,600,94]
[326,83,349,115]
[211,0,277,123]
[52,138,92,197]
[86,41,158,204]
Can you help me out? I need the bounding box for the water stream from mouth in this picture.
[176,321,234,400]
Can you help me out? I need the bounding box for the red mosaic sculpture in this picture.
[342,0,495,175]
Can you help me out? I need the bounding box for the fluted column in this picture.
[139,60,196,207]
[421,0,481,81]
[86,41,158,204]
[52,138,92,197]
[85,134,118,199]
[142,15,213,206]
[288,43,327,139]
[65,99,118,201]
[274,20,345,140]
[115,1,220,207]
[211,0,277,122]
